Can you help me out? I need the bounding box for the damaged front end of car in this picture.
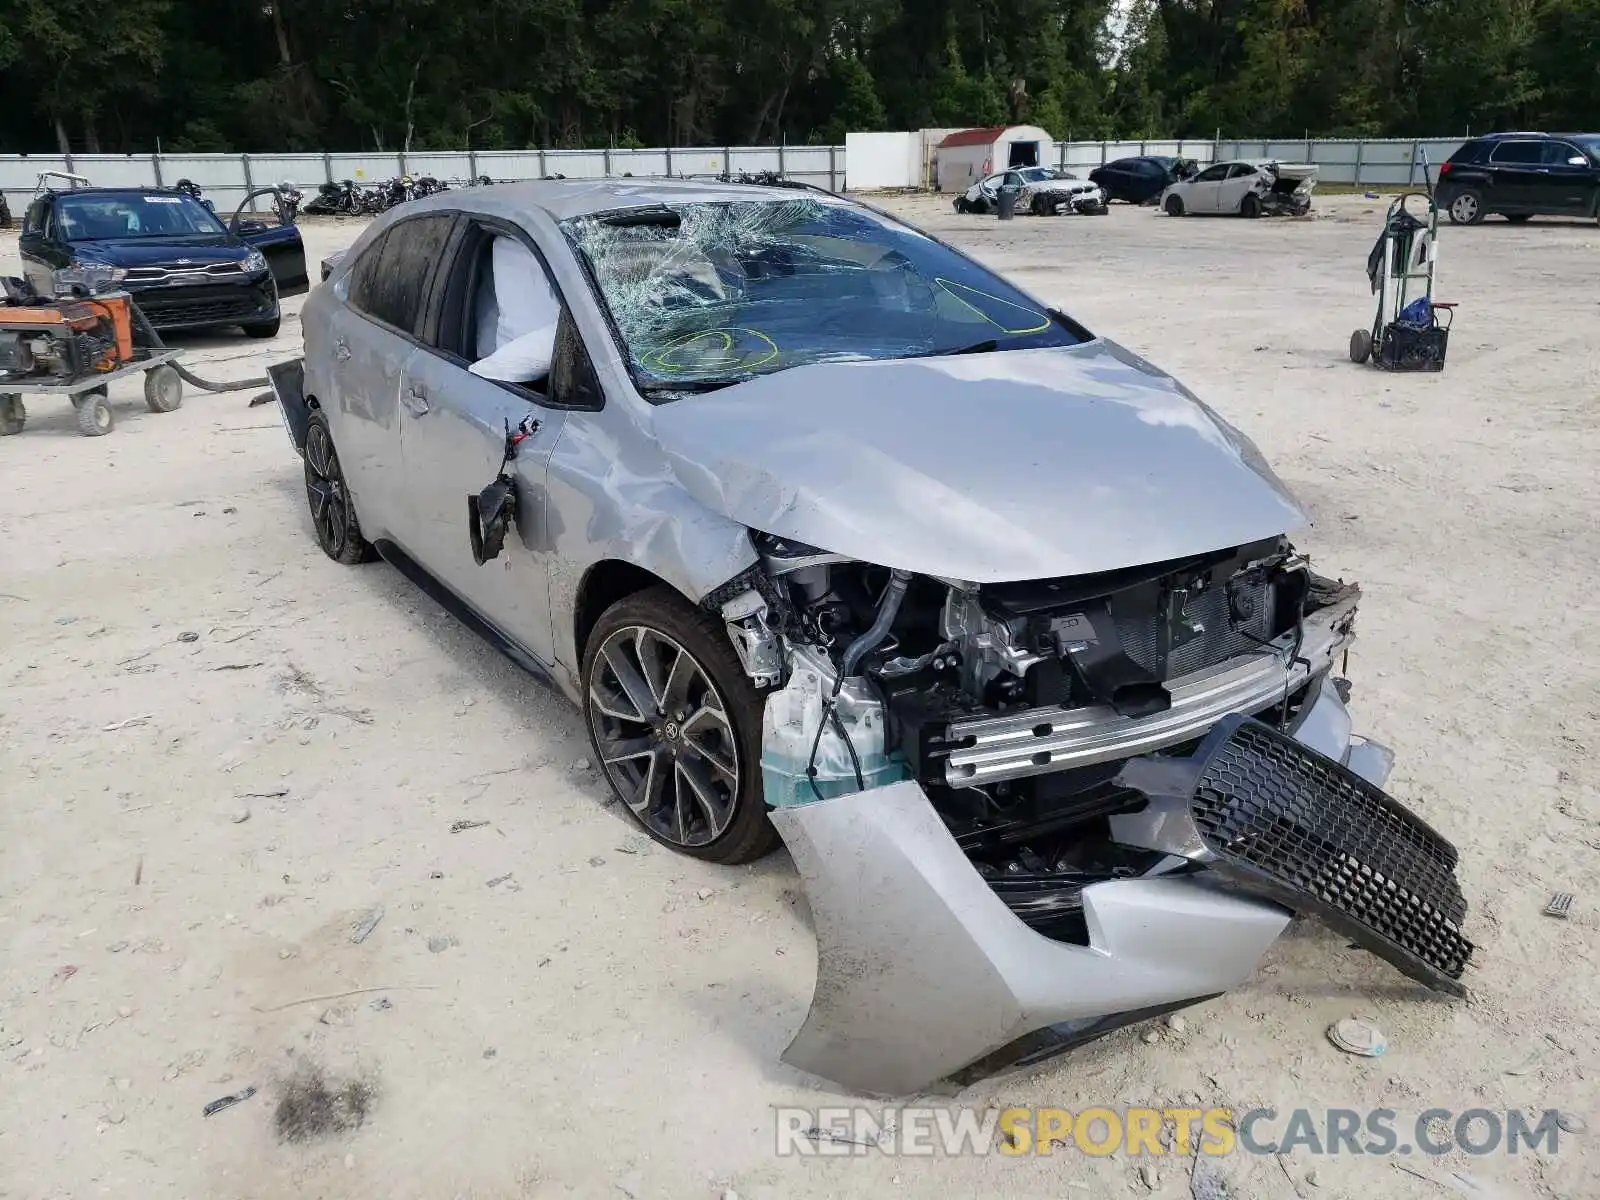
[709,533,1472,1096]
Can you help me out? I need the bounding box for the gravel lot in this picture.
[2,194,1596,1200]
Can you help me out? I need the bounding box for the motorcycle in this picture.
[173,178,216,212]
[277,182,303,223]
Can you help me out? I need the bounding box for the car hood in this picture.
[650,340,1309,582]
[67,235,246,267]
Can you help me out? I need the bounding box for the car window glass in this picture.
[1489,141,1542,165]
[1194,165,1230,183]
[1228,164,1257,179]
[346,230,392,317]
[1542,141,1583,165]
[352,215,454,335]
[24,200,48,235]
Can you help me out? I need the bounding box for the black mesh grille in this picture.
[1115,575,1272,680]
[1189,716,1473,994]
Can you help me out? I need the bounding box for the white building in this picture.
[932,125,1054,193]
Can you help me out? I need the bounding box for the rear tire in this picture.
[143,365,183,413]
[74,390,113,437]
[0,394,23,436]
[1447,189,1484,225]
[582,585,779,865]
[242,318,281,339]
[1505,213,1532,224]
[1164,194,1185,217]
[302,411,378,564]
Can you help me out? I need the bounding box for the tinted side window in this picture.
[1449,140,1488,164]
[1543,141,1583,165]
[349,215,455,335]
[1193,164,1230,183]
[1489,140,1542,165]
[346,230,392,316]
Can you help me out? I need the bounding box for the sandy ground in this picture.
[1,194,1597,1200]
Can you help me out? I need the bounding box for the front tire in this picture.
[1164,194,1185,217]
[1241,193,1262,218]
[242,317,281,339]
[583,586,778,864]
[74,389,113,437]
[1030,194,1053,216]
[1447,189,1484,225]
[302,412,377,564]
[1505,213,1532,224]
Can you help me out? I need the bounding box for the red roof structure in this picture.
[937,127,1009,149]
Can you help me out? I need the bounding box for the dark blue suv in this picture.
[17,185,309,336]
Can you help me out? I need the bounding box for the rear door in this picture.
[229,188,310,296]
[1215,164,1255,212]
[324,213,456,542]
[395,216,577,664]
[1485,140,1545,211]
[1537,139,1599,215]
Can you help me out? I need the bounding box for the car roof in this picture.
[412,177,840,222]
[1476,131,1599,140]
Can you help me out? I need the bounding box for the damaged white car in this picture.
[1162,159,1318,217]
[954,166,1108,216]
[272,180,1472,1097]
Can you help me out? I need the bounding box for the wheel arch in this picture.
[574,560,676,669]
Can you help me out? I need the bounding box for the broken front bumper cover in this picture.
[771,686,1471,1096]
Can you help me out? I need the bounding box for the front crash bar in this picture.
[770,781,1292,1096]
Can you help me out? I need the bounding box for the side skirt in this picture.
[372,538,555,688]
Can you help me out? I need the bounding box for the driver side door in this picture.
[1184,163,1232,213]
[395,216,592,666]
[229,188,309,296]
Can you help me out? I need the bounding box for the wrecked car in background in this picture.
[954,166,1107,216]
[1089,154,1199,205]
[272,179,1472,1097]
[1162,160,1318,218]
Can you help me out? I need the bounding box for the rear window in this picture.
[1488,140,1543,165]
[1447,140,1489,164]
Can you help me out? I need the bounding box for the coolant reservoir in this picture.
[761,646,907,807]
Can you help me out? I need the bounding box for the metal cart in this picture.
[0,348,186,438]
[1348,191,1456,372]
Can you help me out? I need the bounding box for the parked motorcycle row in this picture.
[300,174,491,217]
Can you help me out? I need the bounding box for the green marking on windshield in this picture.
[934,278,1051,335]
[643,327,780,374]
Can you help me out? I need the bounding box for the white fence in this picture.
[0,146,843,212]
[0,137,1464,210]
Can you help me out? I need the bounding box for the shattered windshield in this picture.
[562,198,1084,397]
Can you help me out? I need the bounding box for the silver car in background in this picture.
[269,180,1471,1095]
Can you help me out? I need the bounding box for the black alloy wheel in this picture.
[303,414,376,564]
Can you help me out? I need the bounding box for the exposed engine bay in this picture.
[712,532,1471,1093]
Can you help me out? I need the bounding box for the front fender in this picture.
[544,411,759,680]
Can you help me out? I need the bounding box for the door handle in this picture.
[333,338,351,362]
[404,383,430,415]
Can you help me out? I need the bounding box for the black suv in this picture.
[17,185,309,335]
[1435,132,1600,225]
